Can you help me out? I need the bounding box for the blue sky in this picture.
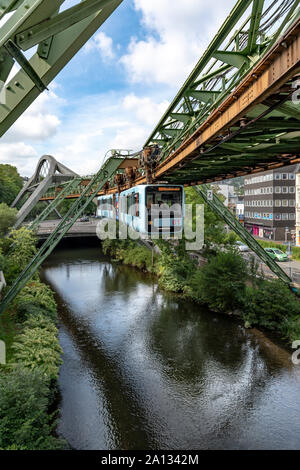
[0,0,237,176]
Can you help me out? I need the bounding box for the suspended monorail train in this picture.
[97,184,185,235]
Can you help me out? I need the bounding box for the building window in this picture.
[289,187,295,193]
[274,173,281,180]
[282,187,288,194]
[282,213,289,220]
[274,200,281,207]
[289,213,296,220]
[275,214,281,221]
[282,173,288,180]
[289,173,295,180]
[282,200,289,207]
[275,187,281,193]
[289,200,295,207]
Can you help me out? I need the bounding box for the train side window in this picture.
[135,193,139,217]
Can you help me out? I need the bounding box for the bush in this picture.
[188,250,248,313]
[12,324,63,381]
[103,238,156,272]
[0,203,17,237]
[157,241,196,293]
[243,279,300,342]
[257,240,287,252]
[14,280,58,322]
[292,246,300,261]
[0,366,66,450]
[4,227,37,284]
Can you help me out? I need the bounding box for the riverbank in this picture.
[102,237,300,346]
[0,228,67,450]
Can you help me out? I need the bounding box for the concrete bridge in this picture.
[35,219,99,241]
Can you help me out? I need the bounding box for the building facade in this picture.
[295,173,300,247]
[244,165,299,242]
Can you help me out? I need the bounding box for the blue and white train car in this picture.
[97,184,184,236]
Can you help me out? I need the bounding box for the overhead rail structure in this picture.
[0,0,123,137]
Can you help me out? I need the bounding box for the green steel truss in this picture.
[0,156,122,314]
[0,0,123,137]
[146,0,300,184]
[194,186,291,284]
[28,177,82,231]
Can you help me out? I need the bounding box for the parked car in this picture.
[235,241,249,252]
[79,216,89,222]
[264,248,288,262]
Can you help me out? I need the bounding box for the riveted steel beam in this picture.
[15,0,117,51]
[0,0,123,138]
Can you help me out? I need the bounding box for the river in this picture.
[41,242,300,450]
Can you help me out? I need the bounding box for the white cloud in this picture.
[121,0,236,87]
[84,31,115,61]
[123,93,169,127]
[0,85,62,175]
[46,91,170,176]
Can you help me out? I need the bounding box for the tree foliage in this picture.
[184,187,227,248]
[4,227,37,284]
[0,203,17,237]
[187,250,248,313]
[243,280,300,341]
[0,164,23,206]
[0,366,66,450]
[12,324,63,381]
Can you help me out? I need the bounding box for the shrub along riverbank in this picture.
[0,228,66,450]
[102,237,300,345]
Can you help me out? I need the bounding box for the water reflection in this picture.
[42,245,300,450]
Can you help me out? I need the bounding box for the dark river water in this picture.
[41,243,300,450]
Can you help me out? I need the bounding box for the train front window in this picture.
[146,187,182,209]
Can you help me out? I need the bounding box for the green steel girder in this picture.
[145,0,300,167]
[29,177,81,231]
[194,185,292,285]
[0,0,123,138]
[0,156,122,315]
[15,0,117,51]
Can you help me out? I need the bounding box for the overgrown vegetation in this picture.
[257,239,287,253]
[0,164,23,206]
[0,366,65,450]
[0,203,17,237]
[292,246,300,261]
[0,227,66,450]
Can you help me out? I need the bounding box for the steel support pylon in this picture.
[194,186,292,285]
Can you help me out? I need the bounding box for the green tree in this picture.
[12,325,63,381]
[4,227,37,284]
[0,164,23,206]
[188,250,248,313]
[184,187,227,248]
[243,280,300,341]
[0,366,66,450]
[0,203,17,236]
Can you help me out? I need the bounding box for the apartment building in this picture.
[295,173,300,247]
[244,165,299,242]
